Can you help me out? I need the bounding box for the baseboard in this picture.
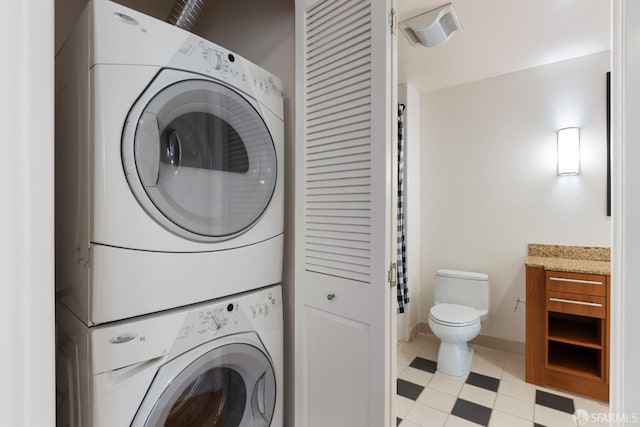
[417,321,525,355]
[408,323,418,341]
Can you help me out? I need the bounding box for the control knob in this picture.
[208,314,223,331]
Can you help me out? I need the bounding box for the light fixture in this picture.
[557,127,580,176]
[399,3,463,48]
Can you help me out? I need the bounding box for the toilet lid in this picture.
[430,304,479,326]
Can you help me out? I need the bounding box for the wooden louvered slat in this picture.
[306,217,370,228]
[305,264,370,283]
[308,67,371,99]
[307,83,369,109]
[306,0,365,34]
[305,209,370,219]
[306,128,370,148]
[307,144,369,161]
[304,0,372,283]
[307,6,370,49]
[307,96,370,121]
[306,250,369,267]
[306,235,370,250]
[306,185,370,195]
[306,152,370,167]
[306,242,370,258]
[307,1,368,39]
[307,32,370,72]
[305,169,369,182]
[308,27,371,65]
[307,106,371,130]
[306,0,350,23]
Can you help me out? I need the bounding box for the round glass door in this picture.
[142,343,276,427]
[130,79,277,240]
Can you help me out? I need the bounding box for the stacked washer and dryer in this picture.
[55,1,284,425]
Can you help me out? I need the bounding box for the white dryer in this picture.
[55,0,284,325]
[56,285,283,427]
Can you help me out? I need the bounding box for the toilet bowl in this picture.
[429,303,481,376]
[430,270,490,376]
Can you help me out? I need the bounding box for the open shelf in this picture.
[548,312,602,349]
[547,341,601,379]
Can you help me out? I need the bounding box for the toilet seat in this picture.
[430,303,479,327]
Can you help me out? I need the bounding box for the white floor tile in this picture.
[428,372,465,396]
[573,396,609,415]
[398,350,414,366]
[405,402,449,427]
[418,343,440,361]
[503,352,525,373]
[493,393,534,421]
[488,410,533,427]
[497,378,536,403]
[433,370,468,383]
[416,387,457,413]
[396,341,607,427]
[534,404,575,426]
[397,395,415,419]
[398,336,430,358]
[398,350,413,374]
[470,355,504,379]
[472,345,508,366]
[458,383,497,408]
[500,366,525,383]
[399,367,434,387]
[444,415,479,427]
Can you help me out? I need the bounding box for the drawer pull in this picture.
[549,277,603,285]
[549,297,603,307]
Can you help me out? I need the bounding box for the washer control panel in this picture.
[169,285,282,357]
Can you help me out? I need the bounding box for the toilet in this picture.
[428,269,490,376]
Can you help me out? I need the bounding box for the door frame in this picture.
[0,0,55,425]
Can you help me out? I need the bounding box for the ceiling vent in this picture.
[400,3,463,48]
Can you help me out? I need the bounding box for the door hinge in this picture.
[390,8,398,35]
[387,262,397,288]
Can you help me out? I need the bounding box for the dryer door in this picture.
[136,342,276,427]
[126,78,277,241]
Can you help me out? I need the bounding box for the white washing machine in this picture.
[55,0,284,325]
[56,285,283,427]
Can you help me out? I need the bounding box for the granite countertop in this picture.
[525,243,611,275]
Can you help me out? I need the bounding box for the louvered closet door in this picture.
[294,0,396,426]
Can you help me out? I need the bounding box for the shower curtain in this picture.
[397,104,409,314]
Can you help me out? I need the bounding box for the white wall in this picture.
[420,51,611,343]
[398,84,421,341]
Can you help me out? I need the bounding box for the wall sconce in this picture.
[557,127,580,176]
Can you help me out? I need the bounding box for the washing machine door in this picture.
[125,77,277,241]
[136,342,276,427]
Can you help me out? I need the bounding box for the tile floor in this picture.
[396,334,609,427]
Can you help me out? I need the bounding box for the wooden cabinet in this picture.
[525,267,609,401]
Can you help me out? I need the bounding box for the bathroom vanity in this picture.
[525,244,610,402]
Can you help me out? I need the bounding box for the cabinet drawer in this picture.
[546,271,606,296]
[547,291,606,318]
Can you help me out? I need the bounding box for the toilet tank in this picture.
[434,269,490,319]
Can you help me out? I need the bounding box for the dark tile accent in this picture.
[397,417,402,426]
[409,356,437,373]
[397,379,424,401]
[451,398,492,426]
[466,372,500,392]
[536,389,575,414]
